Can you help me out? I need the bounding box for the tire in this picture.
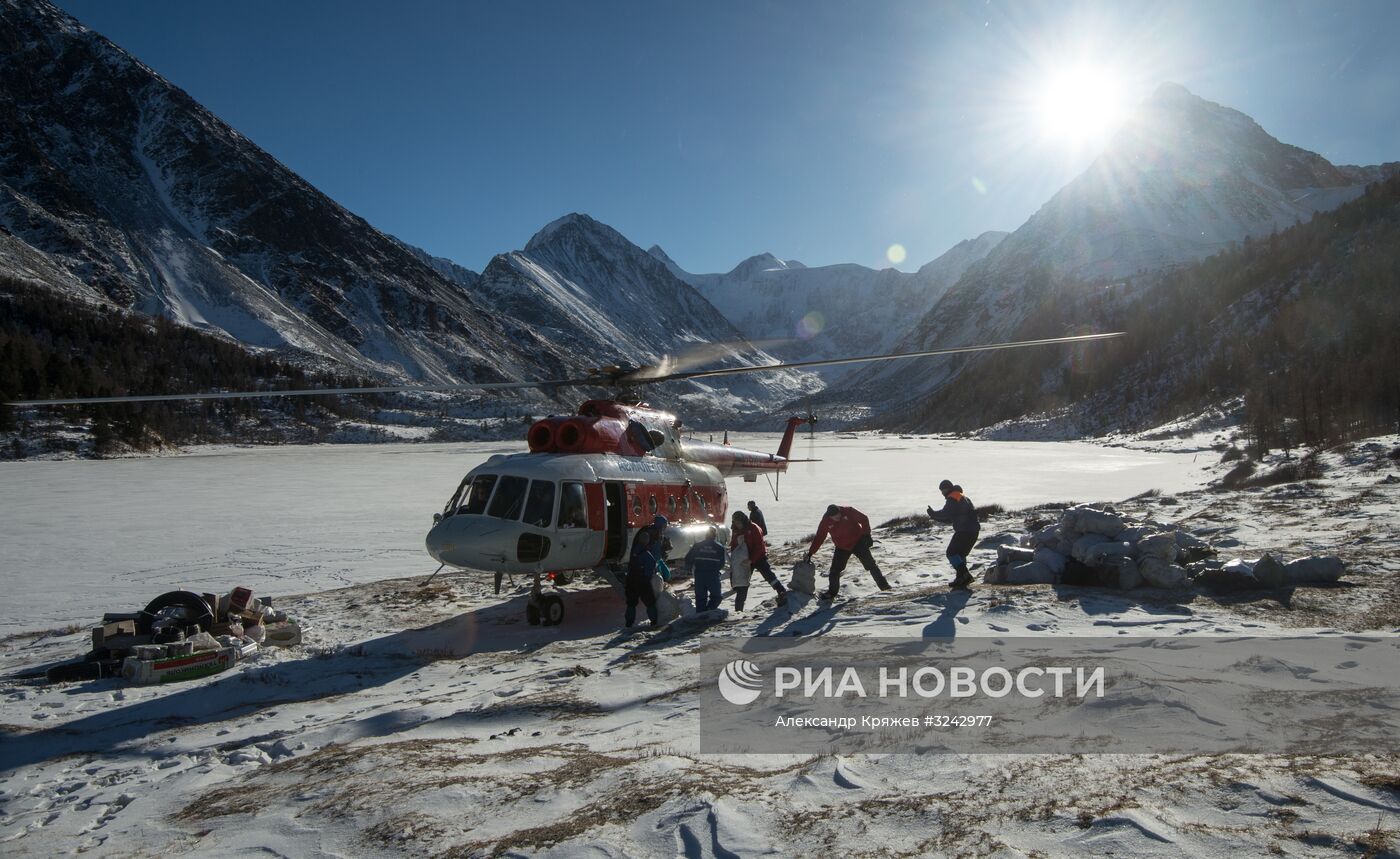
[540,594,565,626]
[136,591,215,634]
[526,602,541,626]
[553,571,572,586]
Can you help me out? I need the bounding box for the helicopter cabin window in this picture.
[648,494,659,516]
[666,493,677,516]
[487,475,529,520]
[630,494,643,519]
[460,474,497,516]
[522,480,555,528]
[558,482,588,529]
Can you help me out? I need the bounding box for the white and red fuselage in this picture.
[424,399,806,575]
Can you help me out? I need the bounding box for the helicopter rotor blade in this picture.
[5,377,597,408]
[636,331,1126,384]
[617,338,794,383]
[6,332,1123,407]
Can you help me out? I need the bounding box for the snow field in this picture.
[0,433,1396,856]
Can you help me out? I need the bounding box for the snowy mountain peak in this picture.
[524,212,629,254]
[915,231,1009,277]
[645,244,689,281]
[726,252,791,279]
[1148,81,1195,104]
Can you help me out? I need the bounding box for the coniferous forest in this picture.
[0,276,379,457]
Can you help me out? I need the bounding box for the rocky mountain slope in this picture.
[827,83,1389,420]
[0,0,810,423]
[914,173,1400,444]
[471,214,821,419]
[651,231,1006,380]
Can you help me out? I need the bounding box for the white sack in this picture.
[1033,548,1068,575]
[1139,556,1189,589]
[1083,541,1135,566]
[1117,526,1151,544]
[1071,533,1111,563]
[1137,532,1179,563]
[729,543,752,588]
[1282,556,1344,584]
[1006,561,1057,584]
[997,545,1036,565]
[789,559,817,595]
[1062,507,1126,537]
[1112,558,1142,590]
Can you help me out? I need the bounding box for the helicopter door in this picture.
[603,482,626,562]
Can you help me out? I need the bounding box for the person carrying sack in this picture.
[729,511,787,609]
[806,504,890,600]
[624,529,661,629]
[728,538,752,611]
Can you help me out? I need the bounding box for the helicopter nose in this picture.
[425,515,511,569]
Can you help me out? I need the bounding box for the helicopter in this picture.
[11,332,1123,627]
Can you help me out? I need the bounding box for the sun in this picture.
[1033,66,1126,147]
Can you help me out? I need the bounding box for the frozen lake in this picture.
[0,435,1212,632]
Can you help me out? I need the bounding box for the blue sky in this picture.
[55,0,1400,274]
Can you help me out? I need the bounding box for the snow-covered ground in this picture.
[1,434,1397,857]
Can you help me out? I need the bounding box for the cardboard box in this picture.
[91,620,136,650]
[121,646,238,684]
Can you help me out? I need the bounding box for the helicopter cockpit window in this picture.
[626,420,654,454]
[522,480,555,528]
[558,482,588,529]
[460,474,497,516]
[487,475,529,520]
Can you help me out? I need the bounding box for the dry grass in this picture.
[1237,453,1325,488]
[1361,773,1400,794]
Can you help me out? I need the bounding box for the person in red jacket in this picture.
[729,510,787,610]
[805,504,891,600]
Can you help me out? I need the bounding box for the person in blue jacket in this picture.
[624,529,660,629]
[684,525,727,612]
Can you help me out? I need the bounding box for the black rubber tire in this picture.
[136,591,215,634]
[541,593,565,626]
[526,602,541,626]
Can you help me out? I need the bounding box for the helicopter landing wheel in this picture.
[526,601,541,625]
[540,593,565,626]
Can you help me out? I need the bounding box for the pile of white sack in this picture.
[984,504,1344,591]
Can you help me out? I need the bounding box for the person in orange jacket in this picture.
[805,504,890,600]
[729,510,787,610]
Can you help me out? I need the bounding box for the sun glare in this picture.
[1034,67,1126,146]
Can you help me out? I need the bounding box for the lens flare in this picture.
[1034,66,1126,146]
[971,177,988,195]
[886,243,907,265]
[796,311,825,340]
